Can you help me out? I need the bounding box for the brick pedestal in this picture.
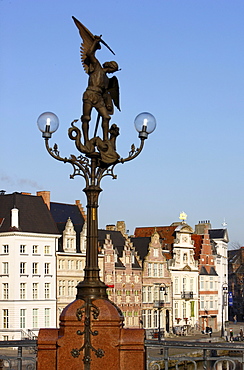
[37,298,145,369]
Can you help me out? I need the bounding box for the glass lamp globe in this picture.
[37,112,59,138]
[134,112,156,139]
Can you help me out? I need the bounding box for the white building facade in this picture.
[168,224,199,332]
[0,193,60,340]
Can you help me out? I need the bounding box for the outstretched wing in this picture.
[108,76,120,111]
[72,16,94,74]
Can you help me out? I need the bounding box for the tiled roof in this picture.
[134,226,177,244]
[0,192,59,234]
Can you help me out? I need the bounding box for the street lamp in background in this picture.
[153,283,167,342]
[37,17,156,368]
[221,283,228,337]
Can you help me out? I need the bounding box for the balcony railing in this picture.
[153,300,164,309]
[181,291,193,299]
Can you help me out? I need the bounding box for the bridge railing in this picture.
[0,339,37,369]
[145,339,244,370]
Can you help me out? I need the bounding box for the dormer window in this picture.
[153,248,158,257]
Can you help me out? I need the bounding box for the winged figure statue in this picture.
[72,17,120,151]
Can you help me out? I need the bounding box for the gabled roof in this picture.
[0,192,59,234]
[98,229,126,252]
[209,228,229,242]
[130,236,151,260]
[200,266,208,275]
[50,202,85,252]
[209,266,218,276]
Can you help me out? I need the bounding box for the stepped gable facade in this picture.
[98,224,142,328]
[194,221,228,330]
[196,226,218,331]
[132,230,172,336]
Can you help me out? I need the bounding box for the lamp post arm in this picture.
[44,138,93,187]
[119,138,145,164]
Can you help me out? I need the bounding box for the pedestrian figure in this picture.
[234,315,237,324]
[224,329,228,342]
[230,328,234,342]
[240,328,243,341]
[209,327,212,338]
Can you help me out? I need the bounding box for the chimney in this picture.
[37,191,50,209]
[116,221,126,236]
[195,220,212,235]
[11,208,19,229]
[106,225,116,231]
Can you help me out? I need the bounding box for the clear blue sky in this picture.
[1,1,244,245]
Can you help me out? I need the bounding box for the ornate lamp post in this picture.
[221,283,228,337]
[37,17,156,367]
[153,283,167,342]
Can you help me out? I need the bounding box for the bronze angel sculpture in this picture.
[72,17,120,159]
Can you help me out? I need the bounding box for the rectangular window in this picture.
[33,283,38,299]
[142,286,147,303]
[153,263,157,277]
[200,276,204,290]
[153,248,158,257]
[2,283,8,300]
[183,278,186,291]
[147,310,152,328]
[2,262,8,275]
[58,280,65,296]
[44,245,50,254]
[183,302,186,318]
[148,286,152,303]
[210,277,213,290]
[20,262,26,274]
[20,245,26,254]
[3,309,9,328]
[67,281,74,296]
[3,245,9,254]
[175,278,179,294]
[190,278,193,292]
[33,245,38,254]
[32,263,38,274]
[175,302,178,319]
[148,263,152,277]
[20,283,26,299]
[32,309,38,328]
[210,296,214,309]
[201,296,204,309]
[45,283,50,299]
[142,310,146,328]
[44,263,50,275]
[44,308,50,327]
[20,309,26,329]
[159,263,163,277]
[153,310,158,328]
